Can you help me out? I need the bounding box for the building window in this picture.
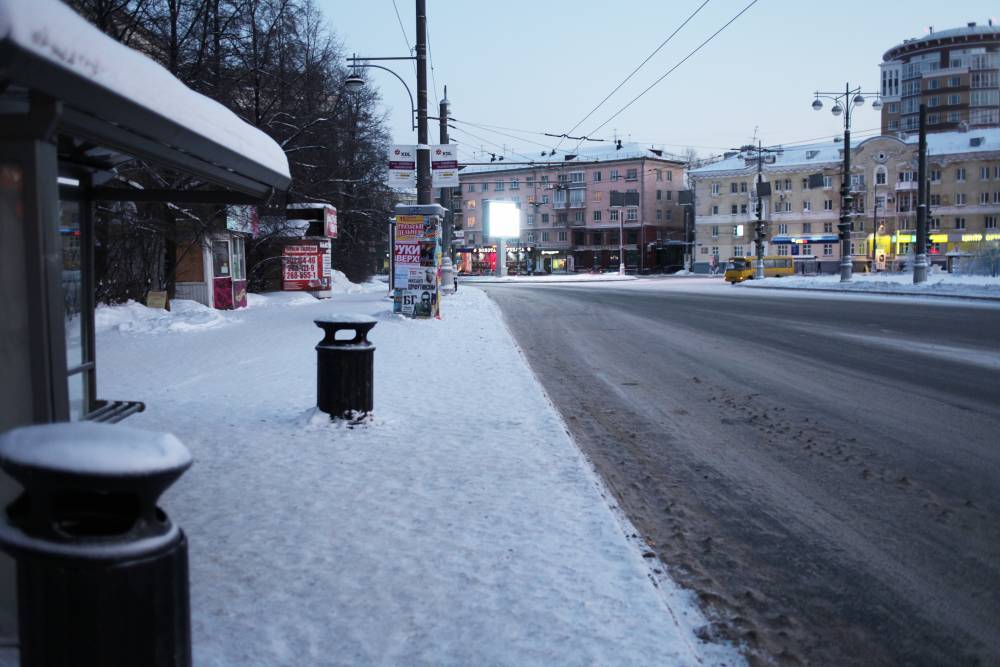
[823,199,833,211]
[467,183,476,192]
[774,180,782,192]
[784,201,792,212]
[956,193,967,206]
[540,175,549,184]
[823,244,833,256]
[802,222,812,233]
[930,169,941,183]
[626,208,638,221]
[593,210,602,222]
[823,176,832,189]
[656,210,662,220]
[655,169,663,181]
[711,246,719,258]
[666,190,672,200]
[481,183,489,192]
[740,182,748,193]
[557,231,567,241]
[570,171,585,184]
[656,189,662,200]
[609,209,619,222]
[948,94,960,105]
[981,192,990,205]
[574,211,584,223]
[803,201,812,212]
[593,171,602,182]
[777,245,789,256]
[730,182,738,194]
[930,194,941,206]
[667,171,673,181]
[626,168,638,181]
[541,213,549,224]
[610,169,620,181]
[802,178,809,191]
[495,180,504,191]
[733,245,744,257]
[711,225,719,237]
[711,182,720,195]
[542,195,549,204]
[985,216,997,229]
[527,176,535,186]
[541,232,549,242]
[824,222,833,233]
[526,214,535,226]
[712,205,719,215]
[875,167,887,185]
[785,179,792,190]
[666,209,672,221]
[526,233,535,243]
[929,217,940,230]
[701,247,708,255]
[731,204,738,215]
[740,204,748,214]
[467,215,476,227]
[777,223,788,234]
[557,212,568,224]
[955,217,966,230]
[510,179,519,190]
[956,167,966,182]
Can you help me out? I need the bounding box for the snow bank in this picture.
[741,272,1000,299]
[462,273,637,283]
[95,288,742,666]
[331,270,385,294]
[94,299,234,335]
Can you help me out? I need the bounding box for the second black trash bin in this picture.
[315,314,377,419]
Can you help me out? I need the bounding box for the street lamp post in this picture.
[811,83,882,282]
[345,0,433,205]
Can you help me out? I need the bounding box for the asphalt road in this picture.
[482,279,1000,667]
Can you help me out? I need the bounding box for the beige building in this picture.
[688,128,1000,273]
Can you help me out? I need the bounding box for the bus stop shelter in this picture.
[0,0,290,642]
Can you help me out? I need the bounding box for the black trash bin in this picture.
[315,314,377,419]
[0,422,193,667]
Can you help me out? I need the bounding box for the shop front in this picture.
[175,225,251,310]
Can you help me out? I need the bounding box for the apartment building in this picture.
[689,128,1000,274]
[880,21,1000,133]
[453,144,686,274]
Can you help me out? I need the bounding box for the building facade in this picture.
[689,129,1000,274]
[880,21,1000,134]
[453,145,686,274]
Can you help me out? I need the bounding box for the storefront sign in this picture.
[324,206,338,238]
[431,145,459,187]
[388,145,417,188]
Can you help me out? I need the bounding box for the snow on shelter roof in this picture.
[0,0,290,196]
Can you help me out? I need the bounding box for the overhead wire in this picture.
[577,0,761,152]
[552,0,712,155]
[390,0,416,76]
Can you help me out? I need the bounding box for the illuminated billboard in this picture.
[487,200,520,239]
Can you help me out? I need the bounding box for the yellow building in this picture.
[689,128,1000,274]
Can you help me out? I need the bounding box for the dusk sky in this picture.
[323,0,997,162]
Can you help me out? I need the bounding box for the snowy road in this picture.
[483,278,1000,667]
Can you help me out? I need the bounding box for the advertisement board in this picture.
[487,200,519,238]
[392,213,441,318]
[388,145,417,188]
[324,206,338,238]
[431,145,459,187]
[282,240,331,291]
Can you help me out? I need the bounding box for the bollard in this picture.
[315,314,377,419]
[0,422,193,667]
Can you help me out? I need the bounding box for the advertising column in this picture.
[392,206,444,319]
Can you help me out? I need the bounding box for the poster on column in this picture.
[431,145,459,187]
[387,145,417,189]
[393,214,441,318]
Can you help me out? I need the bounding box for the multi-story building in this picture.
[453,144,686,274]
[880,21,1000,134]
[689,128,1000,274]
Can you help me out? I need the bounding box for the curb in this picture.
[460,277,639,285]
[740,284,1000,302]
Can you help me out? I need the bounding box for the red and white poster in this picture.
[388,145,417,189]
[282,241,331,291]
[324,206,338,238]
[431,145,459,187]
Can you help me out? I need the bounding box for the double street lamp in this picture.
[811,83,881,282]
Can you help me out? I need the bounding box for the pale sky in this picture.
[320,0,997,162]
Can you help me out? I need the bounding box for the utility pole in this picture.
[439,85,452,251]
[914,104,928,283]
[735,142,776,280]
[838,84,853,283]
[415,0,431,205]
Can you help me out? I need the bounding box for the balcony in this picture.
[895,181,918,192]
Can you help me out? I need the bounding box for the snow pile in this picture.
[741,272,1000,299]
[331,270,385,294]
[94,287,742,666]
[94,299,234,334]
[245,292,319,308]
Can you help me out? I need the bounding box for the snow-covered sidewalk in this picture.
[739,271,1000,299]
[97,285,741,666]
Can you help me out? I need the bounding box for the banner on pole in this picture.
[431,145,459,187]
[388,145,417,188]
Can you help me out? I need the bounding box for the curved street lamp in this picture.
[810,83,882,282]
[344,59,417,131]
